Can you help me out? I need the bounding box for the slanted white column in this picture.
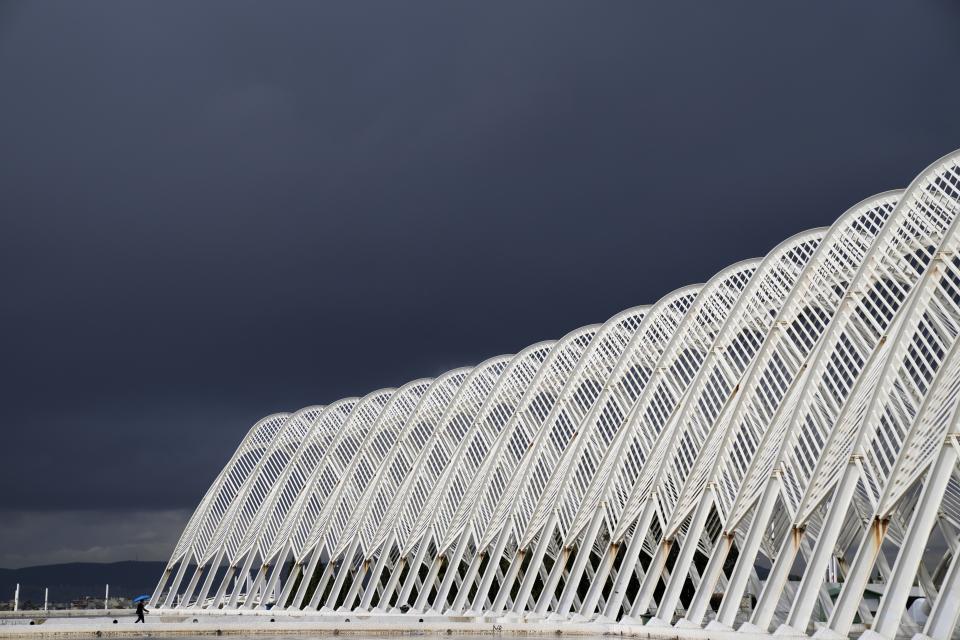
[603,498,655,619]
[210,564,237,609]
[628,538,672,619]
[433,528,473,611]
[820,518,889,637]
[470,529,512,612]
[655,485,716,623]
[164,556,193,608]
[275,561,302,610]
[340,559,369,611]
[196,550,225,608]
[324,538,360,609]
[413,555,445,610]
[579,542,619,618]
[863,440,958,640]
[715,471,781,627]
[748,525,803,632]
[180,563,206,608]
[261,547,293,609]
[150,565,174,608]
[685,532,733,625]
[781,457,862,634]
[323,562,349,609]
[512,511,559,614]
[307,559,337,609]
[242,564,269,609]
[534,546,571,615]
[924,533,960,639]
[451,549,485,612]
[395,536,431,609]
[555,504,606,616]
[490,548,526,613]
[378,555,407,610]
[228,552,257,608]
[360,533,396,609]
[290,545,323,610]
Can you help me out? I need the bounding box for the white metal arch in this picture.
[427,323,603,614]
[512,260,758,619]
[563,227,824,621]
[599,192,897,623]
[353,355,514,611]
[155,149,960,640]
[478,285,699,616]
[335,344,555,613]
[423,307,649,615]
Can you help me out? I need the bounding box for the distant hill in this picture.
[0,561,167,605]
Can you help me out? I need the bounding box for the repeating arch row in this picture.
[154,151,960,640]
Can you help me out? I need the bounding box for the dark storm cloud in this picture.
[1,1,959,566]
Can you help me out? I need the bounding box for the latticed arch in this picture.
[153,150,960,640]
[168,412,291,566]
[555,229,824,620]
[504,261,758,618]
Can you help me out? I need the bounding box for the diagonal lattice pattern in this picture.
[154,151,960,640]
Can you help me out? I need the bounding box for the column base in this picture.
[673,618,702,629]
[644,616,671,627]
[774,623,808,636]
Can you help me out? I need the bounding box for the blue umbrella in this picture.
[132,595,151,603]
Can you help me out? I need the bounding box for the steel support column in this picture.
[715,471,781,627]
[433,528,473,611]
[603,498,656,619]
[655,486,716,622]
[512,512,558,614]
[782,457,862,634]
[863,440,958,640]
[555,504,606,617]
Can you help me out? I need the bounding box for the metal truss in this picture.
[153,151,960,640]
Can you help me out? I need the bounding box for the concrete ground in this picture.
[0,609,790,640]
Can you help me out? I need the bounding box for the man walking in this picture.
[135,600,149,623]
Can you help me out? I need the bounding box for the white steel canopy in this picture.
[154,151,960,640]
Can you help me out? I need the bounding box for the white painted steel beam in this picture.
[154,150,960,640]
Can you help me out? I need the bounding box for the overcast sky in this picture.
[1,1,959,569]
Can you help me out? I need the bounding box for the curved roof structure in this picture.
[153,150,960,640]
